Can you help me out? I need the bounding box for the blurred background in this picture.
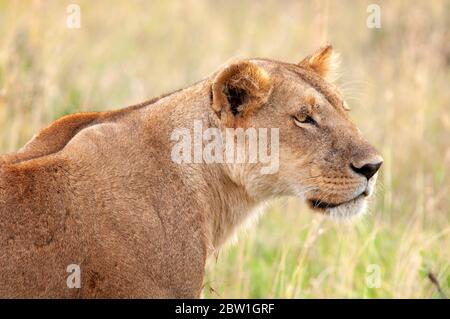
[0,0,448,298]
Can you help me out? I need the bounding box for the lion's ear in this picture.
[299,44,340,82]
[211,61,272,126]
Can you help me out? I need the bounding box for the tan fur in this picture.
[0,45,381,298]
[299,43,341,83]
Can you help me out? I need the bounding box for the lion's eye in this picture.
[293,114,317,126]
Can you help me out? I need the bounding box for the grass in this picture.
[0,0,448,298]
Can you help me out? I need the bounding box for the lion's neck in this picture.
[140,80,269,255]
[199,166,263,252]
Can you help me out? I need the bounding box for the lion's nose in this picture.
[350,159,383,180]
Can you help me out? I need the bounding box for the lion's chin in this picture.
[325,197,368,220]
[308,194,368,220]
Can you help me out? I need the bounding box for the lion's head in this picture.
[211,44,383,218]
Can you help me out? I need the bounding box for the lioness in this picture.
[0,45,382,298]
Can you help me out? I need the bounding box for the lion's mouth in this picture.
[308,199,341,210]
[308,192,367,211]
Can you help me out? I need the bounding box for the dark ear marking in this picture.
[224,86,247,116]
[211,61,272,126]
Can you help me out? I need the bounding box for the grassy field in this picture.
[0,0,448,298]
